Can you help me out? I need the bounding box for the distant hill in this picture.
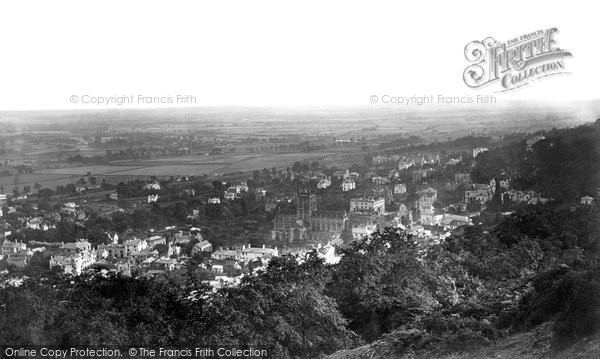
[471,118,600,202]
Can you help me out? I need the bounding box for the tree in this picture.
[329,228,438,342]
[197,253,360,357]
[292,161,303,173]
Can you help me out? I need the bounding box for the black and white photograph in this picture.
[1,1,599,358]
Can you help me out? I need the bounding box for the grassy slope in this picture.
[327,323,600,359]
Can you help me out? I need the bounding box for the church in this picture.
[271,187,348,243]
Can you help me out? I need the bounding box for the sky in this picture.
[0,0,597,110]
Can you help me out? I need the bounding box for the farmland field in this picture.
[36,165,146,176]
[4,148,367,192]
[0,173,72,192]
[109,164,227,176]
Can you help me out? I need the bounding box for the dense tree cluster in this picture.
[472,119,600,202]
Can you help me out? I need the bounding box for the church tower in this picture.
[297,186,316,223]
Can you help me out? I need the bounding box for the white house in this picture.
[238,244,278,263]
[472,147,489,158]
[394,183,407,194]
[342,178,355,192]
[317,177,331,189]
[144,182,162,190]
[581,196,594,205]
[351,222,378,241]
[350,196,385,214]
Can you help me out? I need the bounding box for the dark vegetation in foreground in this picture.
[1,120,600,358]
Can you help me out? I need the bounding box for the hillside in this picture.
[327,323,600,358]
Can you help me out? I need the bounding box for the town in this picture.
[1,123,596,293]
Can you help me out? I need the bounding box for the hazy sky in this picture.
[0,0,597,110]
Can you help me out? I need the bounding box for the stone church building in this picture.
[271,187,348,243]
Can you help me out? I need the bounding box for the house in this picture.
[342,178,355,192]
[211,249,241,261]
[211,264,224,274]
[192,240,213,255]
[50,252,97,275]
[51,240,97,275]
[227,186,241,194]
[449,203,467,212]
[438,214,472,228]
[348,172,360,180]
[528,195,549,205]
[124,239,148,257]
[350,196,385,214]
[501,190,547,205]
[7,255,29,269]
[227,183,249,194]
[130,249,154,263]
[317,177,331,189]
[316,243,340,265]
[398,159,415,170]
[372,176,390,185]
[419,207,435,225]
[208,197,221,204]
[502,190,531,204]
[60,240,92,255]
[98,238,148,259]
[416,188,437,212]
[1,240,26,257]
[472,147,489,158]
[147,194,159,203]
[351,222,377,241]
[238,244,278,263]
[146,235,166,248]
[26,217,46,230]
[209,275,242,289]
[109,193,119,200]
[526,135,546,151]
[224,192,235,200]
[144,182,162,190]
[154,258,179,271]
[464,184,493,204]
[394,183,407,194]
[581,196,594,205]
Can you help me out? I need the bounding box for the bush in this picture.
[510,263,600,348]
[552,268,600,348]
